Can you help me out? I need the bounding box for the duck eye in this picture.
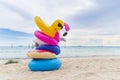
[58,23,63,29]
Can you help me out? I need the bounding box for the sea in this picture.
[0,46,120,59]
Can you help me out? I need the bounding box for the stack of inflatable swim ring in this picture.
[27,16,70,71]
[27,31,62,71]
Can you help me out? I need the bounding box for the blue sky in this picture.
[0,0,120,46]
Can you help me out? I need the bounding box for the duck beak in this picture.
[63,22,70,36]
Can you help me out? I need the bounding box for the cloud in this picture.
[66,0,120,47]
[0,0,120,46]
[0,0,93,33]
[68,0,120,30]
[0,1,33,20]
[65,29,120,46]
[0,0,35,33]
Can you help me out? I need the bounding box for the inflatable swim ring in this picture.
[27,50,56,59]
[32,38,47,45]
[34,50,55,53]
[34,16,70,38]
[36,45,60,55]
[28,58,62,71]
[34,16,63,38]
[34,31,60,46]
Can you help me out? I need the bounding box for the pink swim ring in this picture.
[34,30,60,45]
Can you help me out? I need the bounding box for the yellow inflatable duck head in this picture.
[50,19,64,32]
[34,16,70,38]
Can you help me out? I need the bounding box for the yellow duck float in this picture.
[34,16,70,38]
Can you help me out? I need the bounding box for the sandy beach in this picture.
[1,57,120,80]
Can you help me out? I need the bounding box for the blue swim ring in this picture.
[28,58,62,71]
[36,45,60,55]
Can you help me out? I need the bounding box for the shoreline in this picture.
[1,55,120,60]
